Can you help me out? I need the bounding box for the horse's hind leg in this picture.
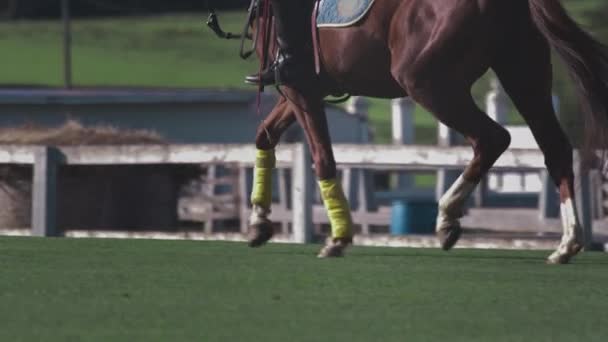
[493,38,583,264]
[405,86,511,250]
[390,1,511,249]
[248,97,296,247]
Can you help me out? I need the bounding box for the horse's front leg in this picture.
[248,97,296,247]
[283,88,354,258]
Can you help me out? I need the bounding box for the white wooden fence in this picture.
[0,143,596,248]
[383,82,593,220]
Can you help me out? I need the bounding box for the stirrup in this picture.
[245,52,281,86]
[245,54,312,87]
[245,68,276,86]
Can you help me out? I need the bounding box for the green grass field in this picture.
[0,13,257,88]
[1,237,607,341]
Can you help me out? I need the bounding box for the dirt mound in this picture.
[0,120,164,146]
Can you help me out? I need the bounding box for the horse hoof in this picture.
[317,237,352,258]
[546,243,583,265]
[546,254,571,265]
[437,225,462,251]
[248,221,274,248]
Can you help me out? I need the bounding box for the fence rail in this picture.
[0,143,596,248]
[0,143,545,169]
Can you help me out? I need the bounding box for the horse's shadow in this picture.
[262,247,542,262]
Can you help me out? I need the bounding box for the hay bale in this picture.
[0,120,163,145]
[0,121,200,231]
[0,166,31,228]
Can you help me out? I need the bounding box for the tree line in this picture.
[1,0,250,19]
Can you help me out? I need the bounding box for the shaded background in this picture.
[1,0,608,144]
[0,0,250,18]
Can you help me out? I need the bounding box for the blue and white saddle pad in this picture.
[316,0,376,28]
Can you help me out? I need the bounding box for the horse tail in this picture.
[529,0,608,161]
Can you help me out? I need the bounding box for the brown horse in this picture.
[212,0,608,263]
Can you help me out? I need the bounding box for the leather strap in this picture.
[311,0,321,75]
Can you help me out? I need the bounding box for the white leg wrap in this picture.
[560,198,580,239]
[249,204,271,226]
[436,175,477,231]
[548,198,582,262]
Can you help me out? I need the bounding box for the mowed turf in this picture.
[0,237,607,341]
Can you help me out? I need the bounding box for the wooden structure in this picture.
[0,89,368,144]
[0,143,597,249]
[0,88,371,235]
[1,154,197,232]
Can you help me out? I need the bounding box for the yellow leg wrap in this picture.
[318,179,353,239]
[251,149,276,208]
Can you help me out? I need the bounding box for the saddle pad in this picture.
[316,0,375,28]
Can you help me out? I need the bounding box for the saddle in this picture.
[311,0,376,73]
[316,0,376,28]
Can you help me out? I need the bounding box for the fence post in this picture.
[573,150,593,249]
[590,170,604,220]
[32,146,62,237]
[486,77,509,125]
[61,0,72,89]
[203,165,217,233]
[392,97,415,190]
[238,166,249,234]
[538,171,560,220]
[346,96,375,213]
[292,143,313,243]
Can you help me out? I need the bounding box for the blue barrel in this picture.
[390,199,438,235]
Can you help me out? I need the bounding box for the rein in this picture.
[311,0,321,75]
[256,0,273,113]
[205,0,258,60]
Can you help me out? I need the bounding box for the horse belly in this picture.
[318,28,404,98]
